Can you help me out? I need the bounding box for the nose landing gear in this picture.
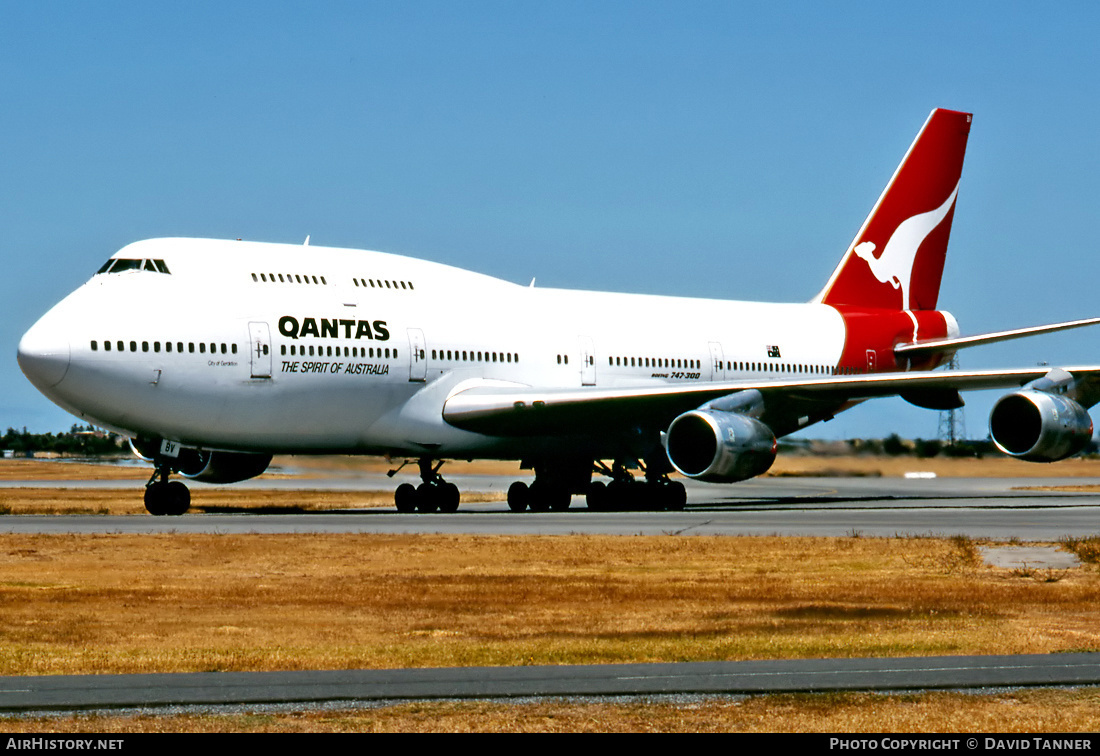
[144,465,191,516]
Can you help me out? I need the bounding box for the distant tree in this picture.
[882,434,907,456]
[914,439,942,458]
[2,426,123,456]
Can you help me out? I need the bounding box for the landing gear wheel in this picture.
[416,483,440,513]
[527,480,551,512]
[528,480,570,512]
[144,482,168,516]
[606,480,633,511]
[165,480,190,515]
[439,482,460,513]
[395,483,417,513]
[585,481,608,511]
[144,479,190,516]
[664,481,687,511]
[507,481,529,512]
[548,484,572,511]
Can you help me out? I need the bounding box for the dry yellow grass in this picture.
[767,453,1100,478]
[1,533,1098,678]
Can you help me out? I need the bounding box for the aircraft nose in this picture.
[17,319,71,390]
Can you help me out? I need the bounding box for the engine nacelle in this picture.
[664,409,777,483]
[989,389,1094,462]
[130,438,272,483]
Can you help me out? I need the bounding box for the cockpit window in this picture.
[95,258,171,275]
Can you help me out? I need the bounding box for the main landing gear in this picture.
[394,458,460,513]
[506,479,572,512]
[584,461,687,512]
[144,464,191,516]
[390,457,687,514]
[504,458,686,513]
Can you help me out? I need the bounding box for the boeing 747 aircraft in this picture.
[17,109,1100,515]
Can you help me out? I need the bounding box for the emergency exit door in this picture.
[248,322,272,379]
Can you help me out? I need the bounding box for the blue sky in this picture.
[3,1,1099,441]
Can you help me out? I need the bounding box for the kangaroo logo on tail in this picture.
[815,109,971,311]
[851,183,960,311]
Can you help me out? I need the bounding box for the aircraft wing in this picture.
[442,366,1100,437]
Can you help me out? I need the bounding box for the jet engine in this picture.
[130,438,272,483]
[664,409,777,482]
[989,389,1093,462]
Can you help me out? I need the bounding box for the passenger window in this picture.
[90,340,98,351]
[199,344,206,353]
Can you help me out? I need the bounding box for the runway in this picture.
[4,476,1100,540]
[5,654,1100,713]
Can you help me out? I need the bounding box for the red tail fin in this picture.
[815,109,972,311]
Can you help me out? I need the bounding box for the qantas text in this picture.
[278,316,390,341]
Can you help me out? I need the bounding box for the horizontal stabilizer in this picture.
[894,317,1100,358]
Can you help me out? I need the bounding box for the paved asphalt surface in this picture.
[4,475,1100,540]
[4,654,1100,713]
[3,474,1099,712]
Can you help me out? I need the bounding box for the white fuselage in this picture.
[20,238,852,457]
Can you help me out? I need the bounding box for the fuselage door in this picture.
[579,335,596,386]
[708,342,726,382]
[408,328,427,382]
[248,321,272,379]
